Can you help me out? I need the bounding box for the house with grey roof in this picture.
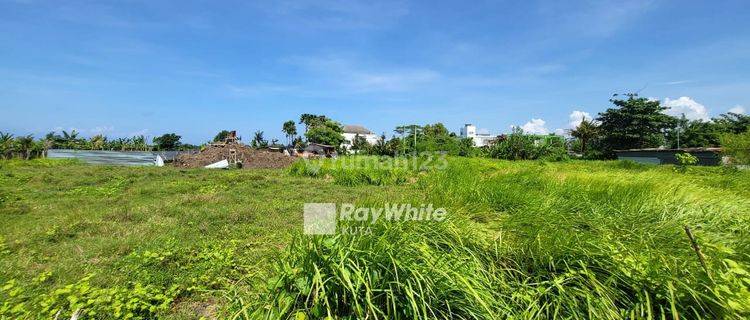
[342,124,381,152]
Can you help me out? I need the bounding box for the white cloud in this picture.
[568,110,592,128]
[663,96,710,121]
[520,118,549,135]
[350,69,440,92]
[554,128,566,136]
[729,105,746,114]
[284,54,440,92]
[90,126,114,135]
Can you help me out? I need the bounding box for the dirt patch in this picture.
[172,143,297,169]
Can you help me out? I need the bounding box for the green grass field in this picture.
[1,157,749,319]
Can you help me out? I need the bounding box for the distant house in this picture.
[342,125,381,151]
[615,148,723,166]
[460,124,499,147]
[302,143,337,158]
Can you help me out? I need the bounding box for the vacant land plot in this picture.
[1,158,749,319]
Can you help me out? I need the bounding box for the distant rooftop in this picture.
[343,125,373,135]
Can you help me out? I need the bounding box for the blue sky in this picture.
[1,0,749,143]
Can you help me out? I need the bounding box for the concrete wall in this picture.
[615,150,721,166]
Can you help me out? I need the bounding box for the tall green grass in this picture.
[289,155,440,186]
[248,157,750,319]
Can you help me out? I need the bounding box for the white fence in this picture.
[47,149,196,166]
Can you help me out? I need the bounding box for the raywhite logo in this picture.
[303,203,447,235]
[303,203,337,235]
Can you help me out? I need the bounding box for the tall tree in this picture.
[569,117,599,155]
[665,115,720,149]
[299,114,326,133]
[213,130,231,143]
[371,133,388,155]
[720,129,750,165]
[0,132,14,159]
[153,133,182,150]
[305,119,344,146]
[713,112,750,134]
[596,94,676,157]
[251,130,268,149]
[61,130,82,149]
[132,135,149,151]
[43,132,58,154]
[89,134,107,150]
[351,134,369,153]
[282,120,297,146]
[15,135,35,160]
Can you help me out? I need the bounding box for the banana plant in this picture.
[61,130,82,149]
[0,132,13,159]
[15,134,35,160]
[89,134,107,150]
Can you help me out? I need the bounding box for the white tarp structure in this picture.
[155,155,165,167]
[47,149,196,166]
[204,159,229,169]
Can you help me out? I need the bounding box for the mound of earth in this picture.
[173,143,297,169]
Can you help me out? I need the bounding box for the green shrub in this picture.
[255,218,506,319]
[675,152,699,173]
[253,158,750,319]
[721,129,750,165]
[289,156,439,186]
[676,152,699,166]
[489,128,568,161]
[0,276,180,319]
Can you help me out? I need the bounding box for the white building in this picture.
[460,124,497,147]
[342,125,381,151]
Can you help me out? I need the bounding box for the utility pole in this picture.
[413,124,417,156]
[677,113,685,149]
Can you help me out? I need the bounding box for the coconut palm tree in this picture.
[42,132,59,157]
[15,135,35,160]
[282,120,297,146]
[90,134,107,150]
[61,130,82,149]
[113,138,128,151]
[32,139,46,159]
[569,117,599,155]
[131,135,149,151]
[251,131,268,149]
[0,132,14,159]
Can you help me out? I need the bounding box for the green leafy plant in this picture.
[720,129,750,165]
[675,152,699,172]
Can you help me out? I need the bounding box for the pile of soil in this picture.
[172,143,297,169]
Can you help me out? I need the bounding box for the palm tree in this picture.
[569,117,599,155]
[299,114,326,133]
[15,135,35,160]
[251,131,268,149]
[394,126,407,156]
[131,135,148,151]
[282,120,297,146]
[121,137,134,151]
[61,130,81,149]
[42,132,58,157]
[90,134,107,150]
[0,132,14,159]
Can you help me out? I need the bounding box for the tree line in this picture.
[570,93,749,161]
[0,130,198,160]
[280,94,749,164]
[3,94,749,163]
